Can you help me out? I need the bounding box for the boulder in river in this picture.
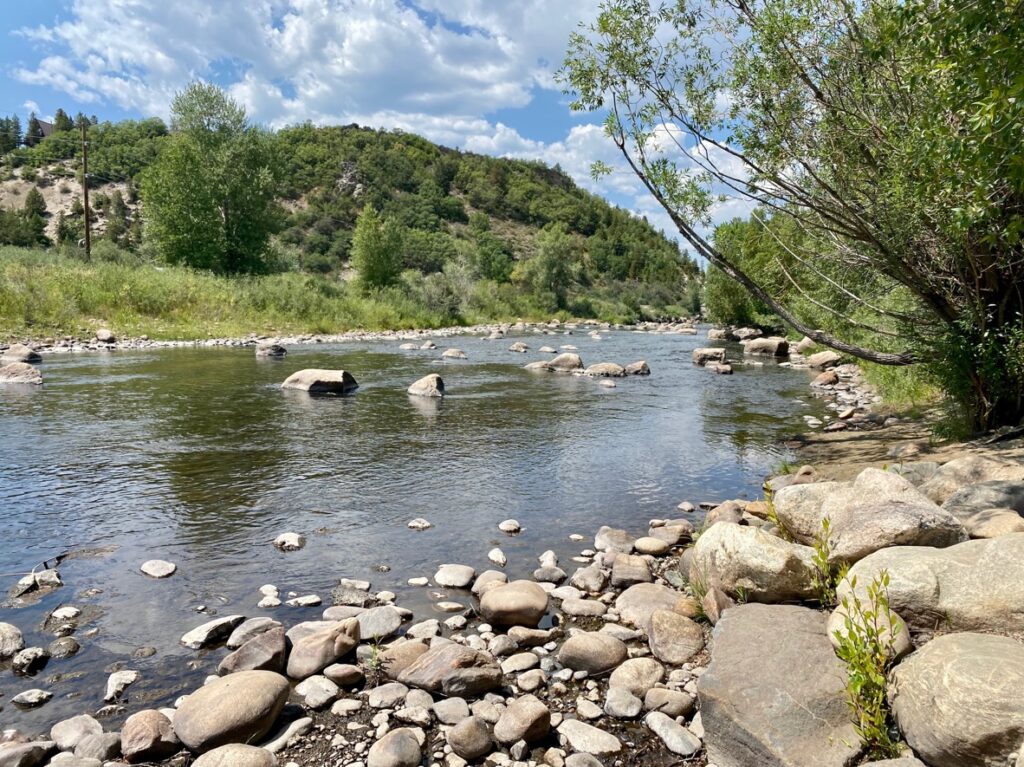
[890,632,1024,767]
[624,360,650,375]
[692,347,726,366]
[140,559,177,578]
[547,352,584,372]
[441,348,467,360]
[272,532,305,551]
[743,337,789,357]
[173,670,290,753]
[407,374,444,398]
[255,343,286,358]
[1,343,41,364]
[509,342,530,353]
[583,362,626,377]
[181,615,246,650]
[0,622,25,657]
[280,369,358,394]
[0,362,42,385]
[698,604,858,767]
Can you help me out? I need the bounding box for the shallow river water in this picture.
[0,327,823,731]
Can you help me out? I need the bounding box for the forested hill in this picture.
[0,113,700,324]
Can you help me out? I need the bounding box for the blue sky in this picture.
[1,1,748,242]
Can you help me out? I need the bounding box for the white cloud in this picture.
[22,100,40,114]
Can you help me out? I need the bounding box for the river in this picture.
[0,327,823,730]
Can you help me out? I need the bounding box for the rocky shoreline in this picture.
[3,324,1024,767]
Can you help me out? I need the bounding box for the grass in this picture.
[861,362,942,416]
[0,246,616,340]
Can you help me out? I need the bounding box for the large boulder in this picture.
[647,610,705,665]
[0,622,25,658]
[697,604,859,767]
[173,671,290,753]
[743,337,789,357]
[219,627,287,675]
[407,374,444,398]
[775,469,966,563]
[0,362,42,385]
[479,580,548,628]
[1,344,41,364]
[614,583,692,631]
[50,715,102,752]
[837,534,1024,633]
[689,522,817,602]
[807,350,841,369]
[397,642,502,697]
[286,619,360,679]
[193,744,277,767]
[583,363,626,377]
[889,633,1024,767]
[281,369,358,394]
[919,455,1024,504]
[942,479,1024,535]
[545,353,584,372]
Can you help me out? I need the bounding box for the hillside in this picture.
[0,119,700,336]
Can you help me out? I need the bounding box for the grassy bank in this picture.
[0,246,672,340]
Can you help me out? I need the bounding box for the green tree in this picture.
[565,0,1024,430]
[53,109,74,132]
[0,115,21,153]
[516,223,577,309]
[351,204,403,289]
[23,187,47,219]
[141,82,278,273]
[25,113,45,146]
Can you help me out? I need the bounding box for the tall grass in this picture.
[861,362,942,416]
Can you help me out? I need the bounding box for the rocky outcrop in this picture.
[697,604,859,767]
[281,369,359,394]
[889,633,1024,767]
[837,534,1024,633]
[689,522,817,602]
[407,374,444,397]
[173,671,290,753]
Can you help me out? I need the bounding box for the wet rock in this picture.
[281,369,358,394]
[624,360,650,376]
[193,744,278,767]
[648,610,704,665]
[272,532,305,551]
[557,632,627,674]
[744,337,789,357]
[255,343,286,358]
[12,689,52,707]
[442,349,467,360]
[140,560,176,578]
[406,518,432,531]
[557,720,622,756]
[608,657,664,697]
[408,374,445,397]
[173,670,290,753]
[434,564,476,589]
[447,717,493,760]
[480,580,548,628]
[287,619,360,679]
[494,695,550,745]
[1,343,41,364]
[645,712,701,757]
[838,535,1024,633]
[890,632,1024,767]
[12,647,48,675]
[691,348,726,366]
[698,604,858,767]
[50,716,102,752]
[367,728,422,767]
[398,642,502,697]
[498,520,521,534]
[181,615,246,650]
[121,709,180,763]
[220,627,287,675]
[547,353,584,373]
[509,342,530,353]
[104,669,140,702]
[487,548,507,566]
[0,622,25,657]
[583,363,626,377]
[227,618,282,650]
[689,522,817,602]
[295,675,339,709]
[0,362,43,385]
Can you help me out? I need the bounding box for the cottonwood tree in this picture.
[351,204,403,289]
[141,83,279,273]
[564,0,1024,430]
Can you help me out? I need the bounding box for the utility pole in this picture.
[81,121,91,261]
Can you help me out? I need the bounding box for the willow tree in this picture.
[565,0,1024,431]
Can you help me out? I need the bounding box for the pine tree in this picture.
[25,113,44,146]
[53,109,74,132]
[23,187,47,219]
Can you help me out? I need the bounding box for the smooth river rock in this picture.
[181,615,246,650]
[697,604,859,767]
[479,580,548,627]
[121,709,180,763]
[558,632,627,674]
[173,670,290,753]
[193,744,277,767]
[890,632,1024,767]
[367,728,422,767]
[281,369,358,394]
[397,642,502,696]
[219,627,287,675]
[0,362,42,385]
[140,560,177,578]
[408,374,444,397]
[286,619,360,679]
